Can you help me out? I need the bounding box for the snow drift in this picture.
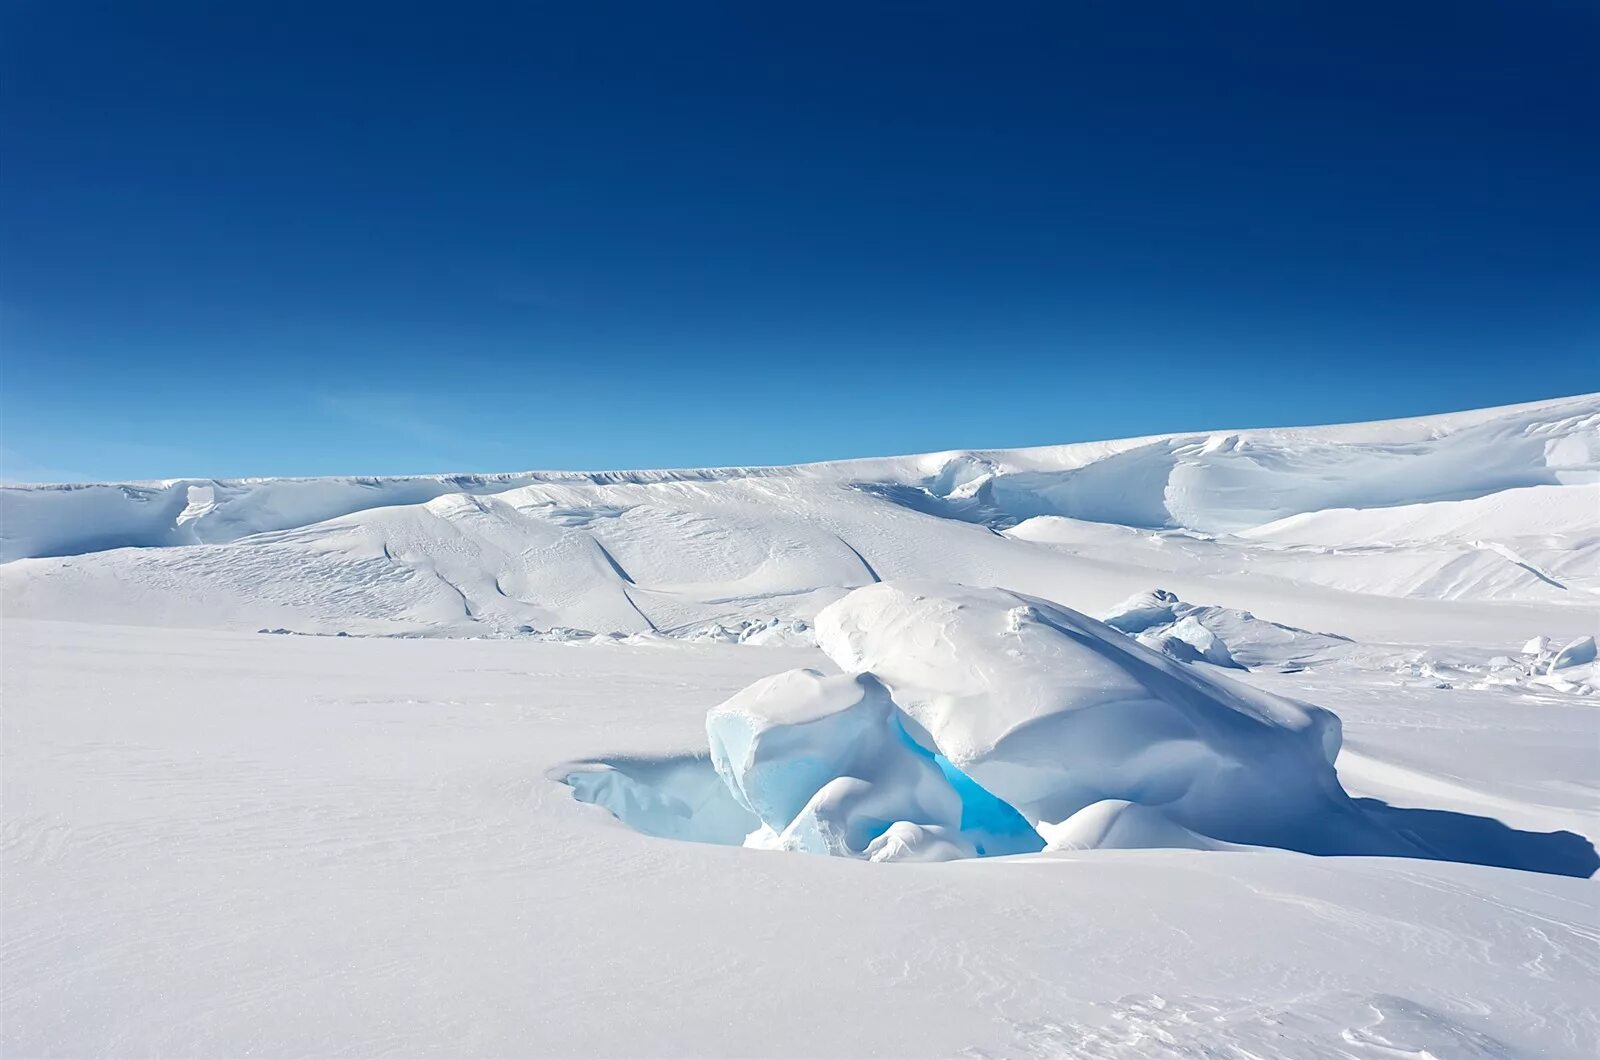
[1101,588,1353,670]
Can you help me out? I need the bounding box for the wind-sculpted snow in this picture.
[0,474,540,561]
[5,395,1596,554]
[1038,799,1238,852]
[1102,589,1353,670]
[898,393,1600,533]
[815,582,1413,855]
[8,398,1600,1058]
[568,581,1429,861]
[6,394,1598,643]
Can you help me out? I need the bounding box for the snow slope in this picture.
[2,394,1597,641]
[6,393,1592,564]
[3,394,1598,1057]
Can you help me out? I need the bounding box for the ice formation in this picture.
[706,670,968,857]
[573,580,1420,862]
[1549,635,1596,672]
[816,582,1406,856]
[1487,635,1600,693]
[1102,588,1351,670]
[562,755,759,845]
[1037,799,1235,852]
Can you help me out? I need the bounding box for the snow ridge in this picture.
[3,394,1596,643]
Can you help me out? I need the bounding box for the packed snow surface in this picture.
[4,394,1599,1057]
[7,620,1598,1058]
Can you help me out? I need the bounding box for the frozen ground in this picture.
[3,394,1598,1057]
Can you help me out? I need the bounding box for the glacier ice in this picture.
[561,755,759,845]
[705,669,975,856]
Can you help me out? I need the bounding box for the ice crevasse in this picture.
[690,580,1417,862]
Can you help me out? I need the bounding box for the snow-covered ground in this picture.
[3,394,1598,1057]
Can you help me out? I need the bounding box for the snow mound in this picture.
[1139,615,1242,668]
[567,580,1414,861]
[864,822,973,863]
[1037,799,1237,852]
[815,582,1404,855]
[1102,589,1351,670]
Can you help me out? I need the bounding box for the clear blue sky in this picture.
[2,2,1596,482]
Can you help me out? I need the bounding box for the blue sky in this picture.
[3,2,1596,481]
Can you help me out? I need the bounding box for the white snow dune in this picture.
[3,394,1599,1058]
[2,393,1597,644]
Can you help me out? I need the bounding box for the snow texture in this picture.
[5,393,1600,1058]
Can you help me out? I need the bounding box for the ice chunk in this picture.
[738,619,813,647]
[1102,589,1182,633]
[1523,635,1551,656]
[1549,635,1597,672]
[674,618,813,645]
[1170,604,1350,670]
[1164,615,1242,668]
[926,752,1045,857]
[705,669,964,856]
[781,770,958,857]
[1102,588,1348,670]
[560,756,759,845]
[816,581,1407,855]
